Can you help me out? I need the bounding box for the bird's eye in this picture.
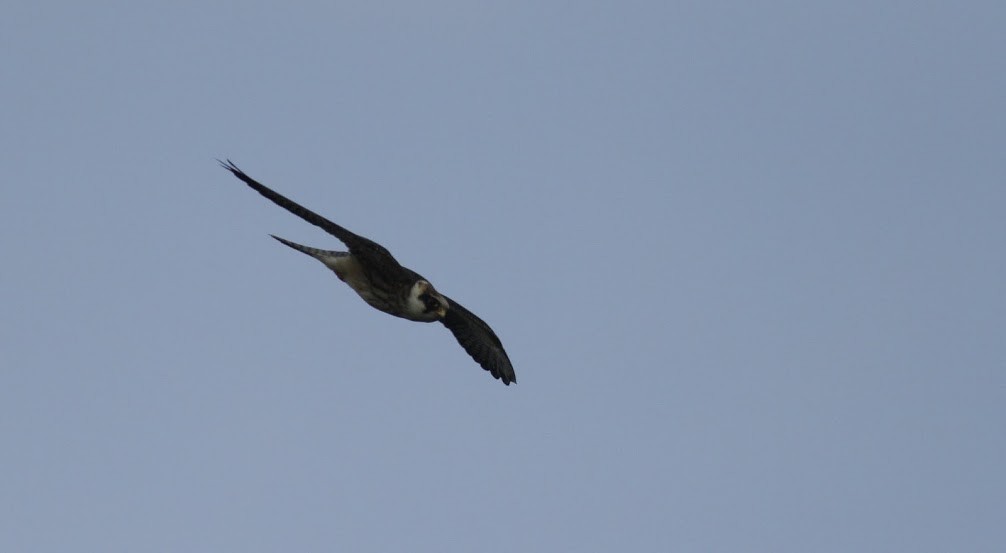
[419,293,436,308]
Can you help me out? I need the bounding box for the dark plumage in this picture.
[220,160,515,385]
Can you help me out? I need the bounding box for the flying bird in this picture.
[220,160,515,385]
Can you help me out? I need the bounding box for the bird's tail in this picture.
[270,235,348,262]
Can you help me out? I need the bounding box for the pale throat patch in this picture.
[405,280,430,317]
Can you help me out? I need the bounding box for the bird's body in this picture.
[221,160,515,385]
[269,235,436,322]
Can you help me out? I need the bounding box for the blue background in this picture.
[3,2,1004,551]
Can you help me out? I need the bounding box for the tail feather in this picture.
[270,235,348,261]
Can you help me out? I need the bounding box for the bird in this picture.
[219,160,516,385]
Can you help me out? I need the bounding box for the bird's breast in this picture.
[321,254,402,316]
[323,255,371,293]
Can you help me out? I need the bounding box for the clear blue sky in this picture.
[2,2,1004,551]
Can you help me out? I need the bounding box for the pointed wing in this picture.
[219,160,401,268]
[440,296,516,385]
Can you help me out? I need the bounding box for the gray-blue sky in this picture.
[2,1,1004,551]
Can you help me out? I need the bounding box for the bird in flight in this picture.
[220,160,515,385]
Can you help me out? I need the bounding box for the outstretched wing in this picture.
[440,296,515,385]
[219,160,401,268]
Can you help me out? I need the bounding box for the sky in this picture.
[2,1,1004,551]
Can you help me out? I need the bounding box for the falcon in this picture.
[220,160,516,385]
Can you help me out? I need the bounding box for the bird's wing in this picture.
[440,296,515,385]
[220,160,400,266]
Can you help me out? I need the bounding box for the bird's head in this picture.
[407,280,449,321]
